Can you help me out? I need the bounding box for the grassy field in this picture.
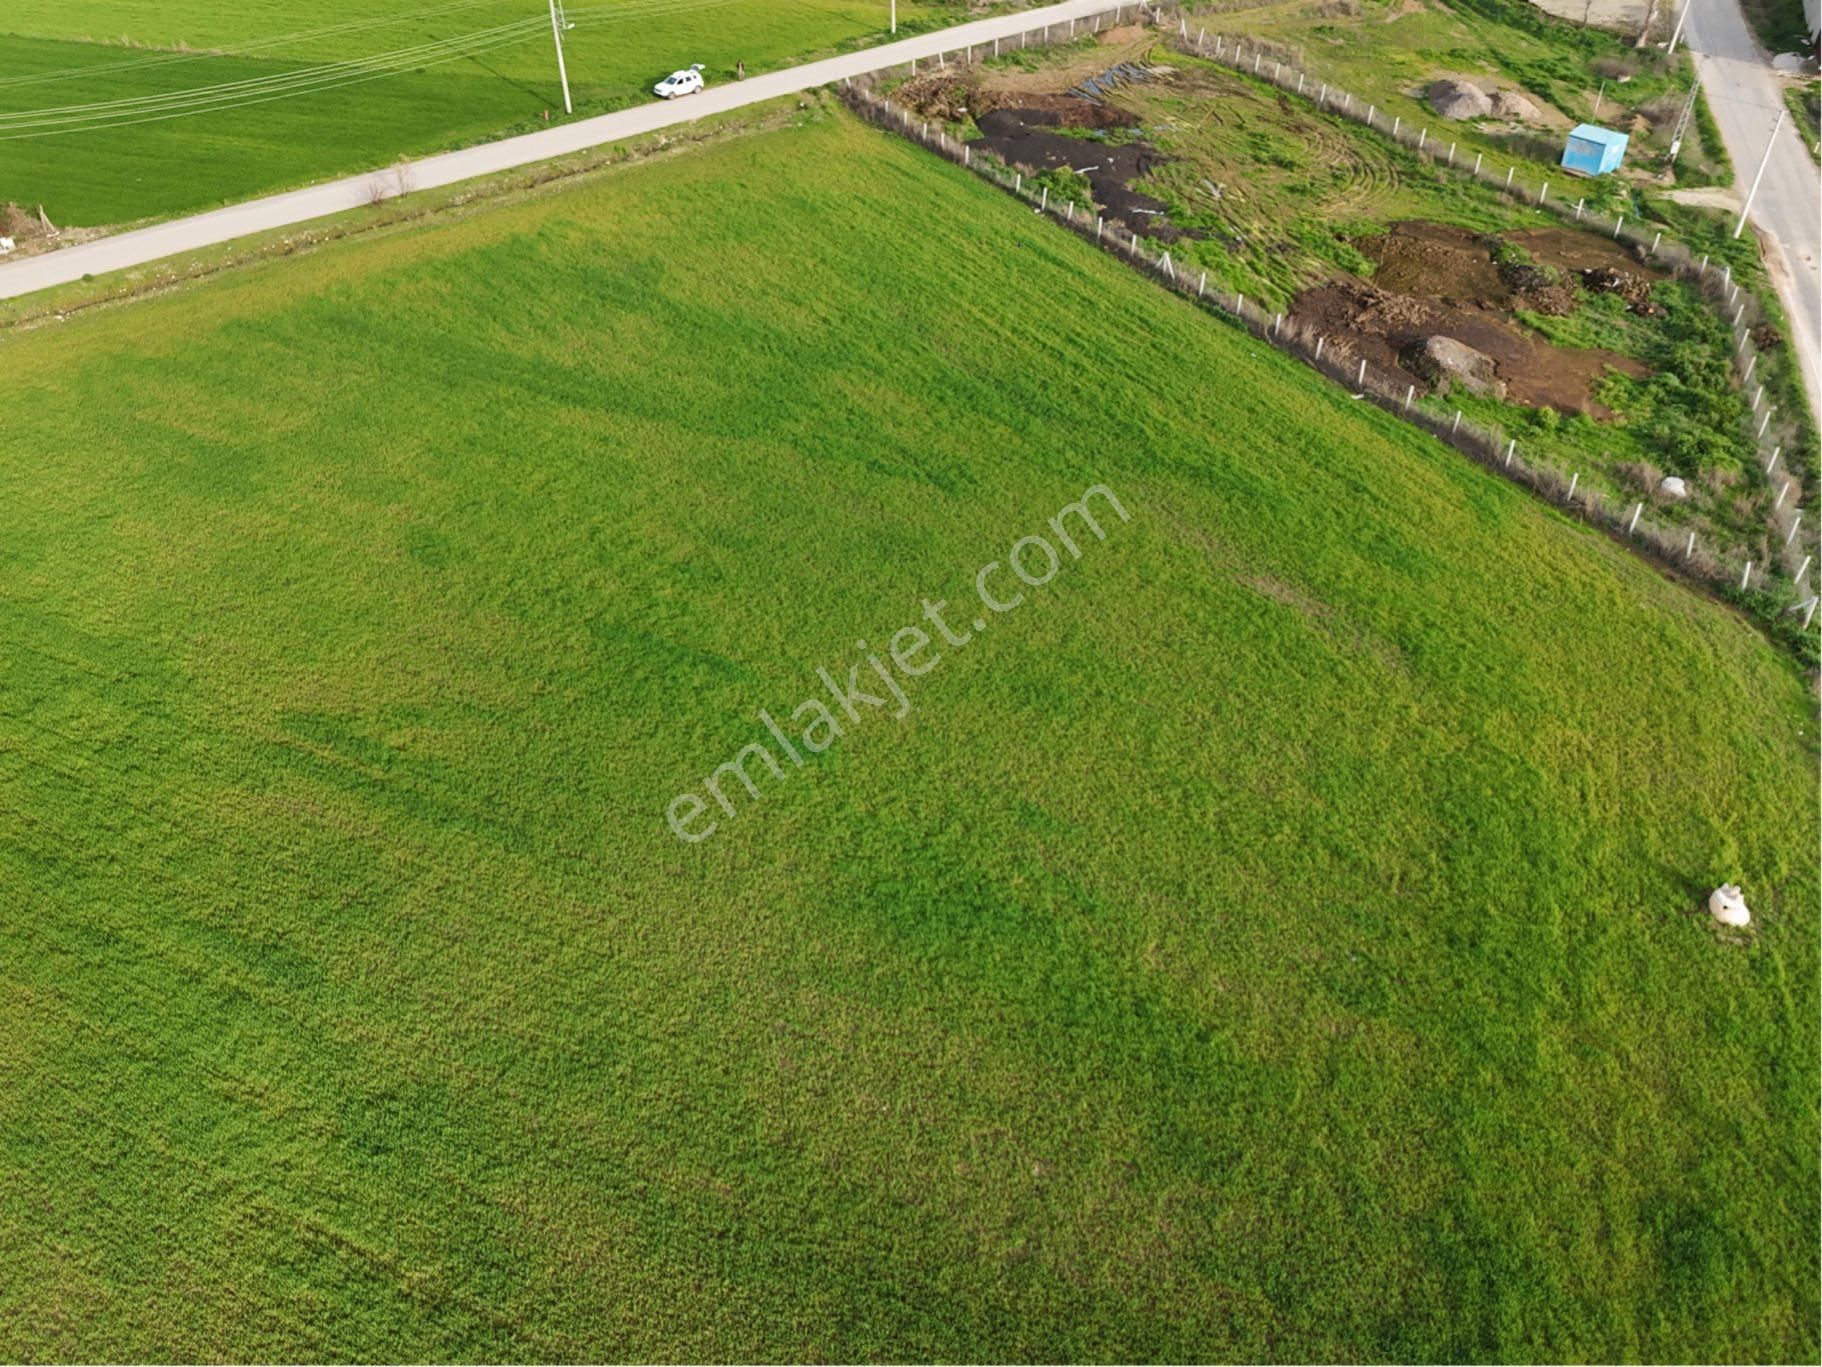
[0,105,1817,1361]
[1199,0,1732,191]
[0,0,963,225]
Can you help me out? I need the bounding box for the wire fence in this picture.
[834,1,1819,648]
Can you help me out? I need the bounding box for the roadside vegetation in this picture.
[1737,0,1817,55]
[1789,77,1822,164]
[1,105,1815,1361]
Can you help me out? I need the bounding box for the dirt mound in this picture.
[897,73,979,120]
[1498,261,1577,316]
[1428,79,1492,120]
[1098,23,1146,44]
[968,108,1181,236]
[1581,266,1661,315]
[1489,89,1544,122]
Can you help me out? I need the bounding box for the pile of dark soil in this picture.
[1499,261,1578,316]
[968,106,1183,236]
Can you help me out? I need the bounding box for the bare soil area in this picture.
[1293,222,1653,414]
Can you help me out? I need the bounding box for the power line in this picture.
[0,0,742,140]
[0,0,519,91]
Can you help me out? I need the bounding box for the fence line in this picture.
[1161,22,1810,576]
[837,100,1813,643]
[831,4,1815,648]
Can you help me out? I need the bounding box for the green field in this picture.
[0,0,961,225]
[1,106,1817,1360]
[1204,0,1731,189]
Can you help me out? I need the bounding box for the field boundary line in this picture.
[836,12,1819,659]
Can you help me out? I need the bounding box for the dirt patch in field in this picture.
[1098,24,1147,44]
[968,105,1184,236]
[1292,222,1650,415]
[1504,224,1663,277]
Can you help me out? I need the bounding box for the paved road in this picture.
[0,0,1128,302]
[1682,0,1822,417]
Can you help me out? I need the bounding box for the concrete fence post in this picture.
[1786,513,1803,545]
[1504,439,1515,467]
[1357,358,1367,386]
[1686,531,1697,559]
[1315,335,1326,361]
[1452,410,1462,434]
[1741,560,1753,591]
[1613,216,1623,238]
[1538,181,1548,205]
[1758,408,1775,439]
[1403,383,1415,410]
[1766,446,1780,475]
[1568,471,1580,500]
[1651,231,1662,252]
[1473,150,1483,175]
[1199,270,1207,296]
[1775,479,1792,509]
[1627,501,1642,534]
[1796,553,1811,581]
[1505,167,1514,189]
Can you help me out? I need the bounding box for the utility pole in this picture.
[890,0,897,33]
[1667,0,1690,53]
[1734,107,1785,238]
[549,0,572,115]
[1667,80,1698,160]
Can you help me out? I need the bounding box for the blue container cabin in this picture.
[1561,124,1628,176]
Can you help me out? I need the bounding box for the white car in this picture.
[654,65,705,99]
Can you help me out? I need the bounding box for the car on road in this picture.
[654,65,706,99]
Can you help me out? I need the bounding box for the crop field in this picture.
[0,0,961,226]
[1,106,1817,1361]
